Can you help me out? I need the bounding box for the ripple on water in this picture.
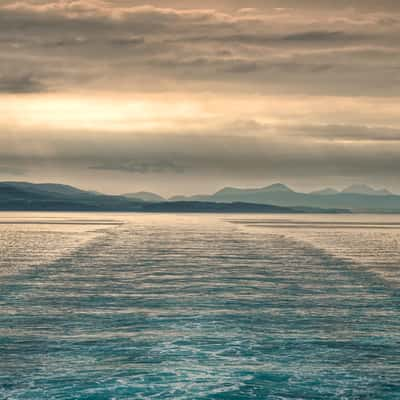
[0,213,399,399]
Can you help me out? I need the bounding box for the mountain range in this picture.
[132,183,399,213]
[1,181,399,213]
[0,181,345,213]
[0,181,144,211]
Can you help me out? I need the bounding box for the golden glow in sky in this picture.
[1,0,400,194]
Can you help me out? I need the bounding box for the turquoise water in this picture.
[0,213,399,399]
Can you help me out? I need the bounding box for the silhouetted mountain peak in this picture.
[310,188,339,196]
[123,191,165,202]
[342,184,392,196]
[262,183,293,193]
[215,183,293,197]
[1,181,91,196]
[216,187,237,195]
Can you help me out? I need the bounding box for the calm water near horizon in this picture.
[0,212,399,399]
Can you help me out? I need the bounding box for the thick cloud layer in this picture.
[1,1,400,95]
[0,1,400,194]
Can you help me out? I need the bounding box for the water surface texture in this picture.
[0,212,399,399]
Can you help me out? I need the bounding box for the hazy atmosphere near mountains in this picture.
[1,0,400,195]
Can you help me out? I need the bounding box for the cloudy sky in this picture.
[1,0,400,195]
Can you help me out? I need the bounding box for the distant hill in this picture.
[123,191,165,202]
[0,181,92,197]
[214,183,293,198]
[5,180,400,213]
[141,201,347,214]
[169,183,400,212]
[0,182,143,211]
[169,183,293,202]
[169,194,210,202]
[0,181,348,213]
[341,184,392,196]
[310,188,340,196]
[261,183,294,193]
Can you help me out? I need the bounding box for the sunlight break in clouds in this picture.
[1,0,400,195]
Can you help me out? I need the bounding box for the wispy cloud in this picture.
[90,159,185,174]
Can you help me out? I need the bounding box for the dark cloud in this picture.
[282,31,353,42]
[296,125,400,142]
[0,2,399,96]
[2,127,400,182]
[90,159,185,174]
[0,74,46,93]
[7,1,398,13]
[109,36,145,46]
[183,30,368,46]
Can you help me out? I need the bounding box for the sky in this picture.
[1,0,400,196]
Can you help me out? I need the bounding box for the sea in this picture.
[0,212,399,399]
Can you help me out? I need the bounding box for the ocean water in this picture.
[0,212,399,400]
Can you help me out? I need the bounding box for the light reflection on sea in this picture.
[0,212,399,399]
